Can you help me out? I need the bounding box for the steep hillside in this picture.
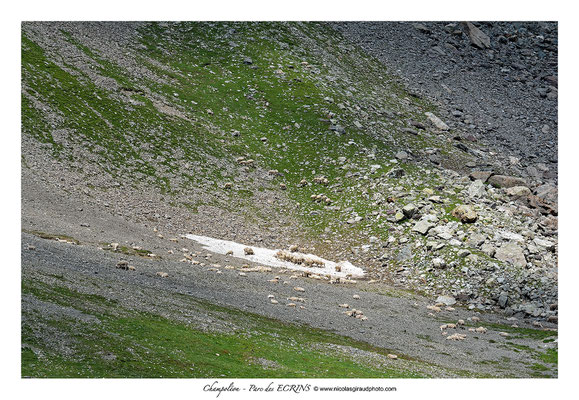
[335,21,558,177]
[22,21,558,313]
[21,22,558,378]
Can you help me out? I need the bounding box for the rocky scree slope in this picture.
[21,22,557,321]
[334,21,558,180]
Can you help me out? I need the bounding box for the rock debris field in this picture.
[21,21,557,378]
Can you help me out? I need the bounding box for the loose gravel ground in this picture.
[21,176,557,378]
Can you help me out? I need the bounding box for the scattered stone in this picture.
[402,203,418,219]
[452,205,478,223]
[506,186,531,198]
[386,168,406,178]
[481,242,496,257]
[425,112,449,130]
[495,243,527,267]
[469,170,493,182]
[498,294,509,309]
[412,218,436,235]
[428,195,443,203]
[461,22,491,49]
[156,271,169,278]
[401,127,419,135]
[432,257,446,269]
[488,175,527,188]
[535,184,558,204]
[329,124,346,134]
[395,211,405,222]
[395,151,409,160]
[457,249,471,258]
[467,180,486,198]
[436,295,456,306]
[244,247,254,255]
[467,233,486,248]
[534,238,555,252]
[396,245,413,261]
[432,225,454,240]
[412,23,431,34]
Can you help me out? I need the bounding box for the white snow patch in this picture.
[184,234,365,278]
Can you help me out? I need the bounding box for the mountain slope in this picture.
[22,22,557,331]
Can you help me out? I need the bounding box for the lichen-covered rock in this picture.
[395,211,405,222]
[452,205,478,223]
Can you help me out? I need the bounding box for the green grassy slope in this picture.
[22,22,474,243]
[22,278,435,378]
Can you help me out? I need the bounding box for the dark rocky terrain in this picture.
[21,21,558,378]
[335,22,558,180]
